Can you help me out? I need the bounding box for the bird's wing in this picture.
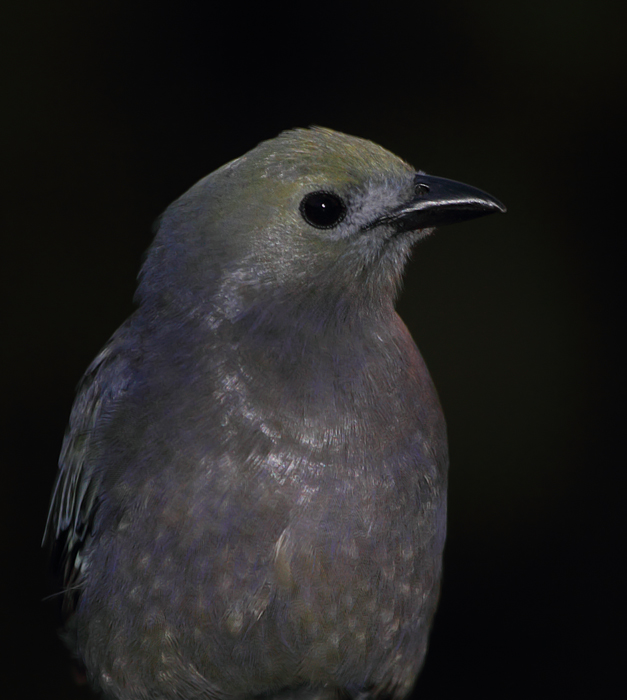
[43,321,138,608]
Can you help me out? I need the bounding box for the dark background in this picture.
[2,2,624,698]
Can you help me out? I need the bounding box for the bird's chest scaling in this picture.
[259,437,444,682]
[93,433,445,698]
[178,328,448,685]
[86,329,447,695]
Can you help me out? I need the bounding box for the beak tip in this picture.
[490,197,507,214]
[488,200,507,216]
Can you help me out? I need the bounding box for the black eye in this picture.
[300,191,347,229]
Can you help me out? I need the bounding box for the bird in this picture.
[44,127,505,700]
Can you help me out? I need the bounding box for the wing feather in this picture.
[44,321,139,607]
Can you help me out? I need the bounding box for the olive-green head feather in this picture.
[137,127,504,328]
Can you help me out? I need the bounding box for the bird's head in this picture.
[137,127,504,331]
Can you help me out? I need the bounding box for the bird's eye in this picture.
[299,191,347,229]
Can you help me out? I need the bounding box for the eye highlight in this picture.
[299,191,347,229]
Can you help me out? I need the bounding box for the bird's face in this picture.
[216,144,418,308]
[138,128,503,327]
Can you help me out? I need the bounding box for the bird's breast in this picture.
[80,318,447,697]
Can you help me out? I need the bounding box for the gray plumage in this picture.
[45,127,504,700]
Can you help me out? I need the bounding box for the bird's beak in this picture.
[370,174,506,234]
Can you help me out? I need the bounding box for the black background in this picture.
[2,2,624,698]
